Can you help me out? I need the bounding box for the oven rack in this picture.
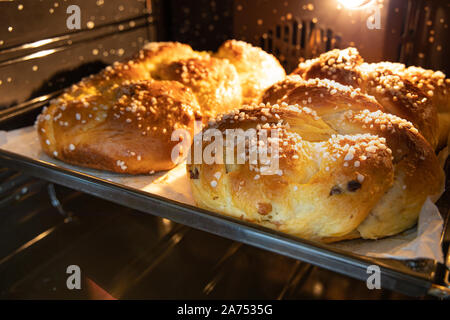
[0,93,449,298]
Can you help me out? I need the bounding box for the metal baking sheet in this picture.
[0,96,449,297]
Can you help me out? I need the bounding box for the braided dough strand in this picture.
[188,79,443,242]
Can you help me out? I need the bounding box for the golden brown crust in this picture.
[134,41,243,119]
[36,40,285,174]
[188,104,393,241]
[359,63,439,148]
[343,109,443,238]
[37,80,201,174]
[385,64,450,148]
[292,48,445,149]
[133,41,204,75]
[262,76,384,115]
[293,47,364,88]
[154,56,242,119]
[215,40,286,104]
[188,83,443,242]
[45,42,203,118]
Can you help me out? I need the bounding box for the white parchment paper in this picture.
[0,126,445,262]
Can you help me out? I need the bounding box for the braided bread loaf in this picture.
[292,48,450,149]
[36,41,285,174]
[215,40,286,104]
[187,79,443,242]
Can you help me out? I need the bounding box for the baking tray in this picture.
[0,94,449,298]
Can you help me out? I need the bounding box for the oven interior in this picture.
[0,0,449,299]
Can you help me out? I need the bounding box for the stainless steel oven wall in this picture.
[155,0,235,51]
[163,0,449,74]
[231,0,449,73]
[399,0,449,73]
[232,0,404,71]
[163,0,407,71]
[0,0,155,111]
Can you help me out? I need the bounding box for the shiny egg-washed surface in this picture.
[188,77,443,242]
[293,48,450,149]
[36,41,285,174]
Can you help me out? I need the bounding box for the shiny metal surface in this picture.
[0,0,155,109]
[0,148,445,298]
[0,171,420,299]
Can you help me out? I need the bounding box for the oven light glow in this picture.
[338,0,373,9]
